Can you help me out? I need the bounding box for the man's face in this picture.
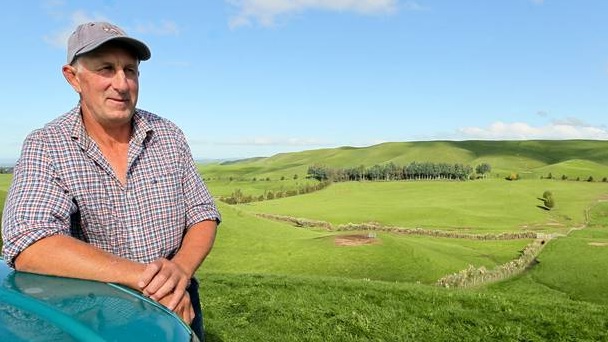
[69,44,140,127]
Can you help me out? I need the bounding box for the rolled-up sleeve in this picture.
[1,131,73,268]
[176,129,221,229]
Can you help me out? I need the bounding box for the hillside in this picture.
[199,140,608,180]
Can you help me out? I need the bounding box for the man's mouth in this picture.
[108,98,130,104]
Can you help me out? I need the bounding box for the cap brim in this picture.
[74,36,151,63]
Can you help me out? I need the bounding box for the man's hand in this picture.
[138,258,190,310]
[158,291,195,324]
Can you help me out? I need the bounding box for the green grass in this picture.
[0,174,11,189]
[199,272,608,342]
[534,159,608,180]
[200,140,608,181]
[203,178,317,198]
[204,204,531,284]
[198,197,608,341]
[490,203,608,306]
[487,201,608,304]
[0,174,9,249]
[234,179,608,234]
[4,140,608,340]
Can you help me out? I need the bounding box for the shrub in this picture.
[544,197,555,209]
[506,172,519,181]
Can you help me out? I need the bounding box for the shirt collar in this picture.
[69,105,154,149]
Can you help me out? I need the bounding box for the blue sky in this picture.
[1,0,607,162]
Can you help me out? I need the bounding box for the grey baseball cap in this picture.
[67,22,151,64]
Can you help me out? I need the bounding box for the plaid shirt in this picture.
[2,106,220,267]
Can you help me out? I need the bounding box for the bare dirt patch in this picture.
[334,234,379,247]
[588,242,608,247]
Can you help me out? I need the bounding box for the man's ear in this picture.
[62,64,82,93]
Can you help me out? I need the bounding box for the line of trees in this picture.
[307,161,483,182]
[542,172,608,183]
[219,180,332,205]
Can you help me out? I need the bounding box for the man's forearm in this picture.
[14,235,145,289]
[136,219,217,310]
[171,219,217,278]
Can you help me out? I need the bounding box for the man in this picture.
[1,22,220,340]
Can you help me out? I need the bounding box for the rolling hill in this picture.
[199,140,608,181]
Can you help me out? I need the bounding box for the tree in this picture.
[542,190,555,210]
[475,163,492,178]
[544,197,555,210]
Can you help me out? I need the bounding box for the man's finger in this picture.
[164,281,188,310]
[144,270,171,297]
[149,275,178,302]
[138,260,162,290]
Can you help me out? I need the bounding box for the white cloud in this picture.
[43,10,109,48]
[457,120,608,140]
[44,9,178,50]
[227,0,403,28]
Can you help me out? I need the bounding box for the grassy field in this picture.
[0,174,9,249]
[199,196,608,341]
[3,140,608,340]
[203,177,318,198]
[489,202,608,306]
[203,203,532,284]
[199,272,608,342]
[234,179,608,234]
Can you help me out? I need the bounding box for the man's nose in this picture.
[112,69,130,93]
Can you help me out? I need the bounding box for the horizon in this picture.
[2,137,608,166]
[1,1,607,161]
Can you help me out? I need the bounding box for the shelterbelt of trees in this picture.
[307,162,492,182]
[218,162,492,205]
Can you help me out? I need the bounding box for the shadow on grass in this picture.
[205,331,224,342]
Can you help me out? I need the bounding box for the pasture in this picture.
[203,203,532,284]
[200,192,608,341]
[2,140,608,340]
[234,179,608,234]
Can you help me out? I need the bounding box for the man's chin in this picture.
[103,110,135,126]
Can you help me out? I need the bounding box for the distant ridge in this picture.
[220,157,266,165]
[199,140,608,180]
